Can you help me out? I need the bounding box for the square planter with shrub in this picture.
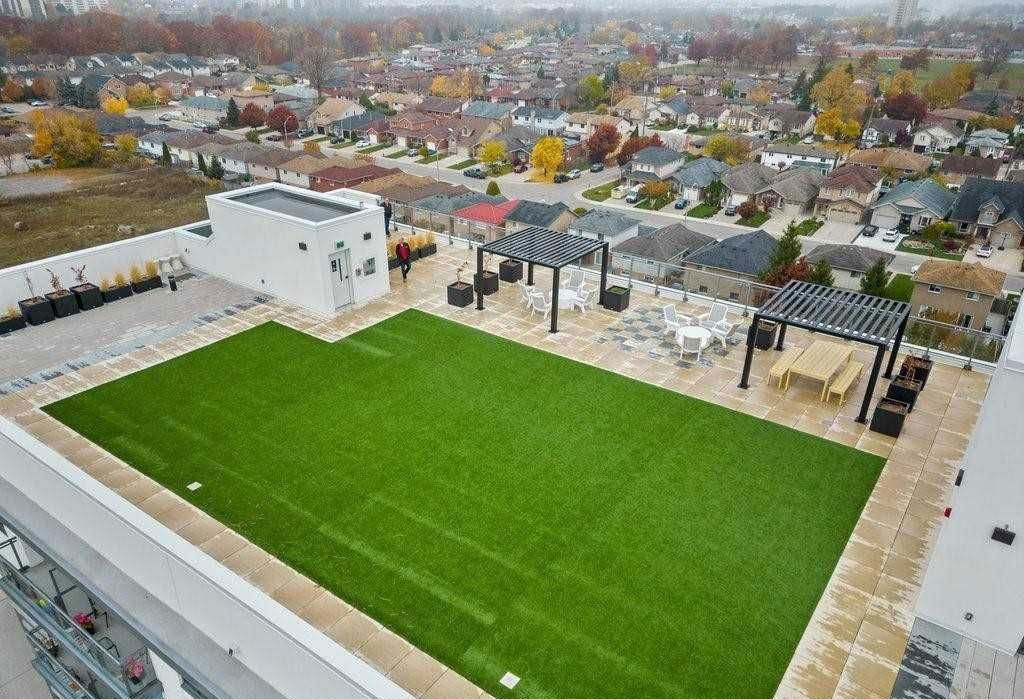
[754,319,778,350]
[45,290,79,318]
[101,276,133,303]
[899,356,932,390]
[130,261,163,294]
[886,377,922,412]
[18,297,54,325]
[419,239,438,258]
[603,285,630,312]
[870,398,909,438]
[0,308,27,335]
[447,281,474,307]
[71,283,103,311]
[499,259,523,283]
[474,270,499,295]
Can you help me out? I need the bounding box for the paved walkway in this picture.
[0,250,991,699]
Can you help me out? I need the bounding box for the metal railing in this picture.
[390,212,1006,368]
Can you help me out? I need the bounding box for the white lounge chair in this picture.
[697,302,731,329]
[529,291,552,320]
[709,318,742,348]
[518,280,533,308]
[662,304,694,334]
[678,331,709,361]
[573,288,598,313]
[564,268,584,293]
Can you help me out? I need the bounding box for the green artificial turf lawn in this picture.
[44,310,883,699]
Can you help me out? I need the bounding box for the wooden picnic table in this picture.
[788,340,853,400]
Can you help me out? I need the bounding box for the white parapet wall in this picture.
[915,305,1024,654]
[0,418,414,699]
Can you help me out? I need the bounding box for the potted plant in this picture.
[886,376,922,412]
[69,264,103,311]
[498,257,523,283]
[41,635,59,658]
[73,612,95,635]
[123,658,146,685]
[899,355,932,390]
[474,254,499,295]
[0,307,27,335]
[43,268,79,318]
[603,285,630,312]
[129,260,163,294]
[870,398,910,438]
[419,230,437,258]
[101,273,133,302]
[447,262,474,307]
[406,234,422,260]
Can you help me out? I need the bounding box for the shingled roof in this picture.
[949,178,1024,229]
[804,244,895,273]
[612,223,714,263]
[912,260,1006,296]
[684,229,776,277]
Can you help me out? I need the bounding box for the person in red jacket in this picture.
[395,237,412,281]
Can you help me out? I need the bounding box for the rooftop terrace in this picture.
[225,188,361,222]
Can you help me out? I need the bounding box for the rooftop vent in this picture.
[992,526,1015,546]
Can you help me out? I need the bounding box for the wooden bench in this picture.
[768,347,804,389]
[827,361,864,405]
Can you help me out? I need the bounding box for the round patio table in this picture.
[677,325,712,347]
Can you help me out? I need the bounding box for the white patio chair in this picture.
[662,304,694,334]
[529,291,552,320]
[697,302,731,329]
[573,288,599,313]
[564,268,584,293]
[709,319,742,348]
[678,331,709,361]
[518,280,533,308]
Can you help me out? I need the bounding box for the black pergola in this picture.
[477,226,609,333]
[738,280,911,423]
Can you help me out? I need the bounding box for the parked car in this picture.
[355,140,371,148]
[881,228,898,243]
[266,133,284,142]
[724,204,737,216]
[624,184,642,204]
[407,147,420,157]
[802,135,814,144]
[589,162,604,172]
[674,197,689,210]
[28,100,46,107]
[553,173,568,183]
[192,122,208,129]
[567,169,581,180]
[463,167,486,179]
[513,162,527,173]
[976,243,993,258]
[860,224,878,238]
[0,107,14,114]
[202,125,219,134]
[297,128,313,138]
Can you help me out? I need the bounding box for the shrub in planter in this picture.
[0,307,27,335]
[499,258,523,282]
[69,264,103,311]
[473,254,499,295]
[73,612,95,635]
[886,376,922,412]
[447,263,474,307]
[419,231,437,258]
[18,297,54,325]
[101,273,133,302]
[129,261,163,293]
[870,398,909,438]
[899,355,932,389]
[603,285,630,312]
[43,268,78,318]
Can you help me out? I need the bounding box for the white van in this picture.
[625,184,643,204]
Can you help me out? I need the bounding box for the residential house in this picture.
[670,157,729,205]
[612,95,657,125]
[683,229,777,300]
[309,164,398,193]
[611,223,714,281]
[371,92,422,112]
[860,117,912,148]
[762,108,816,139]
[223,90,275,114]
[684,104,728,130]
[845,148,932,180]
[138,129,233,164]
[568,209,640,246]
[804,244,895,289]
[948,178,1024,249]
[965,129,1012,160]
[328,111,386,141]
[511,107,567,136]
[911,260,1006,332]
[912,120,963,154]
[451,199,521,241]
[717,107,761,133]
[417,97,463,117]
[215,142,294,180]
[448,115,505,159]
[461,101,515,122]
[814,164,883,224]
[867,179,956,232]
[722,162,824,217]
[76,74,127,106]
[623,146,687,189]
[180,96,228,125]
[503,200,575,233]
[939,156,1004,190]
[759,143,841,174]
[276,154,330,188]
[656,96,690,124]
[307,98,364,135]
[955,90,1021,118]
[564,112,631,139]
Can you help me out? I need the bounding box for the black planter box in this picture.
[870,398,910,438]
[131,276,163,294]
[447,281,474,307]
[754,320,777,350]
[102,284,133,303]
[45,291,79,318]
[899,356,932,390]
[18,297,54,326]
[407,248,421,261]
[387,257,400,270]
[419,243,437,258]
[602,286,630,312]
[0,314,27,335]
[886,377,922,412]
[474,271,499,295]
[71,283,103,311]
[499,259,523,283]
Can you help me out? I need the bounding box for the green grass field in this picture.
[44,311,883,699]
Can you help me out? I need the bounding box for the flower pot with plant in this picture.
[101,273,133,302]
[18,275,55,325]
[603,285,630,312]
[447,262,474,307]
[69,264,103,311]
[870,398,909,438]
[0,307,27,335]
[498,258,523,283]
[43,268,79,318]
[123,658,146,685]
[474,254,499,295]
[130,261,163,293]
[406,233,422,260]
[73,612,95,635]
[419,231,437,258]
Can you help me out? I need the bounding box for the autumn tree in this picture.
[301,44,333,100]
[884,70,916,99]
[810,66,867,119]
[815,108,862,141]
[703,134,750,165]
[748,87,771,105]
[30,78,55,100]
[240,103,266,128]
[101,97,128,116]
[900,48,931,71]
[641,180,670,201]
[478,140,507,170]
[978,38,1010,79]
[579,74,606,108]
[31,112,101,168]
[530,136,564,180]
[687,36,710,65]
[111,133,138,163]
[659,85,678,101]
[618,60,652,90]
[1,81,24,103]
[126,83,155,108]
[858,50,879,75]
[615,133,662,166]
[153,87,171,105]
[585,123,620,163]
[266,105,298,134]
[882,91,927,123]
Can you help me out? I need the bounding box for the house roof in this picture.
[462,101,514,119]
[949,177,1024,229]
[512,106,566,121]
[418,97,463,114]
[870,179,956,217]
[413,191,505,214]
[670,157,729,189]
[846,148,931,173]
[770,168,824,203]
[612,223,714,263]
[822,164,882,193]
[912,259,1006,296]
[453,199,521,225]
[804,244,895,273]
[684,229,776,277]
[722,162,777,195]
[763,143,837,159]
[631,146,684,168]
[504,200,572,227]
[182,95,228,111]
[939,155,1002,179]
[570,209,638,236]
[310,164,397,184]
[865,117,911,134]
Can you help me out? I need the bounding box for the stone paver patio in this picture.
[0,245,990,699]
